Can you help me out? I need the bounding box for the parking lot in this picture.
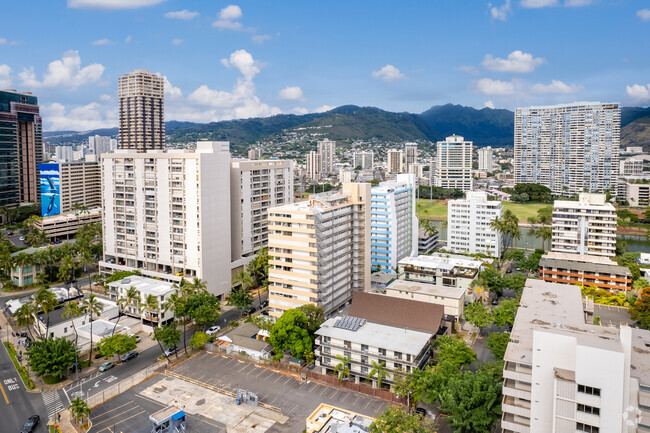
[90,351,389,433]
[593,304,634,327]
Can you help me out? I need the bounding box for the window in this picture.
[577,404,600,416]
[323,357,331,365]
[361,344,368,352]
[323,336,331,343]
[576,422,599,433]
[577,385,601,397]
[344,351,351,359]
[394,363,402,370]
[378,348,386,356]
[406,354,411,362]
[361,366,368,375]
[361,355,368,364]
[394,351,402,360]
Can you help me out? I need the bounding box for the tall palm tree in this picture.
[532,225,552,251]
[81,294,104,363]
[188,277,207,294]
[78,249,94,293]
[32,287,58,338]
[232,269,253,293]
[334,355,351,382]
[14,303,36,341]
[68,397,90,426]
[58,255,80,285]
[490,209,521,264]
[113,286,140,336]
[367,360,388,389]
[13,253,33,283]
[163,292,188,354]
[142,294,169,361]
[62,301,82,347]
[25,228,48,247]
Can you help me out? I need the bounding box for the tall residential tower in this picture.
[435,135,473,191]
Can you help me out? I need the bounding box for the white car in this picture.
[206,326,221,336]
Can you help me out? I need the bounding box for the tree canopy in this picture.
[269,309,313,360]
[97,334,137,360]
[631,288,650,330]
[434,335,476,368]
[369,406,435,433]
[486,332,511,361]
[492,299,519,329]
[297,304,325,335]
[185,292,221,330]
[27,337,77,378]
[464,302,493,332]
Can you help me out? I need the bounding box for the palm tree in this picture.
[58,255,80,285]
[113,286,140,336]
[163,292,188,354]
[366,360,388,389]
[25,228,48,247]
[14,303,36,341]
[334,355,351,382]
[78,249,95,293]
[419,218,438,238]
[532,225,552,251]
[32,287,58,338]
[188,277,207,294]
[232,269,253,293]
[62,301,82,347]
[490,209,521,264]
[13,253,33,283]
[142,294,170,361]
[228,286,253,315]
[81,294,104,363]
[35,272,49,287]
[68,397,90,426]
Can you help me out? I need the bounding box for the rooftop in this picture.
[348,292,443,334]
[505,279,650,384]
[108,275,177,296]
[520,101,618,110]
[539,252,631,276]
[220,322,272,353]
[40,296,116,327]
[386,280,466,300]
[306,403,374,433]
[77,318,128,338]
[553,193,615,210]
[398,253,483,272]
[316,316,433,354]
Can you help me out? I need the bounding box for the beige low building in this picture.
[384,279,465,319]
[306,403,374,433]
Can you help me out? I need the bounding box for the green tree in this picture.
[492,299,519,329]
[334,354,351,382]
[153,322,181,360]
[97,334,136,360]
[25,228,49,247]
[114,286,140,336]
[367,360,388,389]
[438,368,502,433]
[633,278,650,292]
[163,292,188,354]
[419,218,438,238]
[411,361,461,406]
[434,335,476,367]
[190,331,210,349]
[80,294,104,363]
[57,255,80,284]
[185,291,221,331]
[228,286,253,313]
[78,249,95,292]
[269,309,313,360]
[490,209,521,260]
[369,406,435,433]
[27,337,77,378]
[486,332,510,361]
[464,302,493,335]
[62,301,82,347]
[69,397,90,426]
[630,288,650,330]
[297,303,325,335]
[14,303,36,341]
[188,277,207,294]
[32,287,58,338]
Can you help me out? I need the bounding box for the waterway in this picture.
[430,220,650,253]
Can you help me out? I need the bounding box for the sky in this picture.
[0,0,649,131]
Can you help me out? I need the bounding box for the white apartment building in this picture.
[306,151,322,180]
[447,191,503,257]
[404,142,418,173]
[318,139,336,175]
[501,279,650,433]
[99,141,232,298]
[370,174,418,273]
[514,102,620,195]
[552,193,617,257]
[55,146,73,163]
[387,150,403,174]
[339,168,354,184]
[230,159,294,260]
[407,163,423,179]
[267,184,371,318]
[620,157,644,176]
[435,135,473,191]
[397,253,482,291]
[384,279,465,319]
[478,146,494,172]
[88,135,117,159]
[618,175,650,207]
[353,151,373,170]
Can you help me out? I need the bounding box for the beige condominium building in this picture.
[306,150,322,180]
[318,138,336,175]
[99,141,232,298]
[230,159,294,261]
[404,142,418,173]
[434,135,473,191]
[56,162,101,212]
[387,150,403,174]
[267,183,371,318]
[552,193,617,257]
[118,69,165,152]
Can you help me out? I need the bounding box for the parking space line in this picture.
[254,369,266,377]
[364,399,372,409]
[272,375,284,383]
[92,402,134,419]
[93,408,145,428]
[135,393,166,407]
[319,386,328,396]
[283,377,292,385]
[353,395,360,405]
[331,390,340,399]
[341,392,350,402]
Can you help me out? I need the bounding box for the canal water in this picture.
[430,221,650,253]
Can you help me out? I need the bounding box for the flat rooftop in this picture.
[540,252,631,275]
[271,191,353,214]
[506,279,650,384]
[386,279,465,300]
[316,316,433,354]
[398,253,483,271]
[307,403,374,433]
[108,275,177,296]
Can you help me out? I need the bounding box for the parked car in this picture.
[121,351,138,362]
[98,361,114,372]
[128,334,141,343]
[491,298,498,306]
[19,236,25,241]
[260,300,269,309]
[414,407,427,419]
[243,306,256,316]
[19,331,28,338]
[261,310,269,316]
[163,346,178,357]
[206,326,221,336]
[20,415,39,433]
[7,231,13,236]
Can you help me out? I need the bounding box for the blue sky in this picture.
[0,0,648,130]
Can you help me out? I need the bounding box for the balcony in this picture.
[501,413,530,433]
[502,395,531,418]
[503,379,532,400]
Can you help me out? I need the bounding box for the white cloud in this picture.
[314,105,335,113]
[67,0,165,9]
[171,39,183,46]
[290,107,309,115]
[530,80,582,93]
[482,50,546,73]
[163,50,282,123]
[42,101,116,131]
[489,0,512,21]
[213,5,244,30]
[18,50,105,89]
[475,78,516,95]
[164,10,199,20]
[0,65,11,88]
[484,100,495,109]
[0,38,21,46]
[252,34,272,44]
[92,38,115,46]
[99,93,112,102]
[626,84,650,102]
[520,0,558,7]
[278,86,305,101]
[638,9,650,21]
[125,35,132,44]
[371,64,407,83]
[457,65,480,75]
[564,0,593,5]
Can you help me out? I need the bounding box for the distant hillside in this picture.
[621,115,650,151]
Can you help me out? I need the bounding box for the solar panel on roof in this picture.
[333,316,366,332]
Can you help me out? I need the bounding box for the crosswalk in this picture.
[42,390,65,421]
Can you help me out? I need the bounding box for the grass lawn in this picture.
[416,199,549,223]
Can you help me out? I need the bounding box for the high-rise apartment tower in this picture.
[435,135,473,191]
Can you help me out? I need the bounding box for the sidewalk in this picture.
[48,409,77,433]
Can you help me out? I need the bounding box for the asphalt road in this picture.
[0,339,47,433]
[2,230,29,248]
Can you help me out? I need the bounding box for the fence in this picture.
[86,361,165,409]
[304,369,406,405]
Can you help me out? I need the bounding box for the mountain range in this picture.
[44,104,650,151]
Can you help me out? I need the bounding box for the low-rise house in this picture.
[384,279,465,321]
[35,296,118,339]
[370,271,394,290]
[106,276,178,330]
[306,403,374,433]
[539,251,632,292]
[215,322,272,360]
[397,253,482,290]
